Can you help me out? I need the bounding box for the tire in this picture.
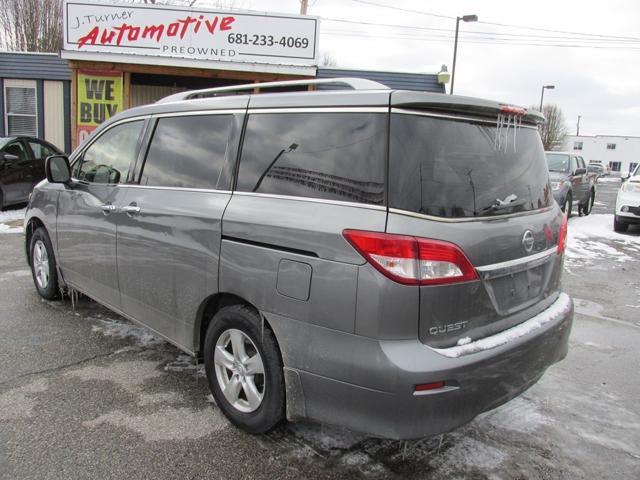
[563,192,573,218]
[614,216,629,233]
[204,304,285,434]
[581,190,595,216]
[29,227,60,300]
[0,188,4,211]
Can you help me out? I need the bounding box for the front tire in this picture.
[563,192,573,218]
[581,190,595,216]
[614,216,629,233]
[29,227,59,300]
[204,305,285,434]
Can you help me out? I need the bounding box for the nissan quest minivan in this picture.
[25,79,573,440]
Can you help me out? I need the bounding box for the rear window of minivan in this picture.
[236,113,386,205]
[389,113,552,218]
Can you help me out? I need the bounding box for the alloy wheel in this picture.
[32,240,50,289]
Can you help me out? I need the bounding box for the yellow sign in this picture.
[77,69,123,143]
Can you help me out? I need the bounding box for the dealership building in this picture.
[0,0,447,153]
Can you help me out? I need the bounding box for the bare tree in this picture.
[536,104,568,151]
[321,52,337,67]
[0,0,63,52]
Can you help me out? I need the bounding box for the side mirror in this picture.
[574,167,587,175]
[45,155,71,184]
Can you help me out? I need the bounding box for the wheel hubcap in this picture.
[32,240,50,289]
[214,329,265,413]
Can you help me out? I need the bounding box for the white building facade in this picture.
[564,135,640,176]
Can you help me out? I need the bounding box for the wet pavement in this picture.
[1,179,639,479]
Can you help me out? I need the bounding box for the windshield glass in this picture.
[546,153,570,172]
[389,114,552,218]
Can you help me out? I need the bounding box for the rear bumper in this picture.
[268,293,573,440]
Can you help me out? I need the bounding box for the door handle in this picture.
[121,204,141,215]
[100,203,117,213]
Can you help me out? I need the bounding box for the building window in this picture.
[609,161,621,172]
[573,141,583,150]
[606,143,617,150]
[4,86,37,136]
[629,163,638,174]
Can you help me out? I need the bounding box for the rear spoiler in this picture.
[391,91,545,126]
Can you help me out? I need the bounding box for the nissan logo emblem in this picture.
[522,230,535,253]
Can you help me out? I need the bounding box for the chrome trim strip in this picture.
[388,206,554,223]
[476,247,557,276]
[233,191,387,211]
[391,108,538,129]
[247,107,388,114]
[152,109,245,118]
[119,184,232,194]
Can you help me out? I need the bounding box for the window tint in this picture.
[28,141,56,160]
[237,113,386,205]
[140,115,232,190]
[78,120,143,184]
[4,141,28,161]
[389,114,552,218]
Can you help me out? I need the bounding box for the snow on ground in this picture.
[0,208,25,234]
[91,315,165,347]
[565,214,640,267]
[597,177,623,183]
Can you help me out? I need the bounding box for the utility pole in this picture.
[576,115,582,136]
[300,0,308,14]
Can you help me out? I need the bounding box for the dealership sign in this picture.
[63,0,319,66]
[76,69,123,144]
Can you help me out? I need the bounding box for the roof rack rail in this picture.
[156,77,389,103]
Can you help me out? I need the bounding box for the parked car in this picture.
[25,79,573,440]
[589,160,610,176]
[587,164,605,178]
[0,136,63,210]
[546,151,597,216]
[614,164,640,232]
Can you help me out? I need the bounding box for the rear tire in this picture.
[204,304,285,434]
[563,192,573,218]
[581,190,595,216]
[614,216,629,233]
[29,227,60,300]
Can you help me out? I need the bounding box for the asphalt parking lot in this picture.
[1,178,639,480]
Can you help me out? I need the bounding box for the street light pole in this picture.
[450,14,477,95]
[539,84,555,111]
[576,115,582,136]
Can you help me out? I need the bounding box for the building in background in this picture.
[564,135,640,176]
[0,52,71,152]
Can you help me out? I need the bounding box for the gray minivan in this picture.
[25,79,573,440]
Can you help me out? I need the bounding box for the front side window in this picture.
[78,120,144,184]
[5,86,37,136]
[389,114,552,218]
[3,141,28,161]
[237,113,386,205]
[139,115,233,190]
[28,141,56,160]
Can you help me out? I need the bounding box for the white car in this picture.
[614,165,640,232]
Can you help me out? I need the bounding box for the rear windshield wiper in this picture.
[479,194,526,215]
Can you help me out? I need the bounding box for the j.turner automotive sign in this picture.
[63,0,319,67]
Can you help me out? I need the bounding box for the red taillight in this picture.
[415,381,446,392]
[557,213,568,254]
[343,230,478,286]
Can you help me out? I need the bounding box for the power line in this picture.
[347,0,640,42]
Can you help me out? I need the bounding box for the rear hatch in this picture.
[387,92,565,348]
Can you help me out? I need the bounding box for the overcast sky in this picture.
[213,0,640,137]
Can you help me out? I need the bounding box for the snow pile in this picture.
[0,208,25,234]
[91,317,164,347]
[434,293,571,358]
[565,214,640,265]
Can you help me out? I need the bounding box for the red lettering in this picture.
[142,24,164,42]
[78,26,99,48]
[194,15,204,33]
[205,17,219,34]
[167,22,179,36]
[127,26,140,41]
[100,29,116,44]
[113,24,130,46]
[177,16,197,39]
[220,16,235,31]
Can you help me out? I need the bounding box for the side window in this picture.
[3,141,28,161]
[570,156,578,174]
[78,120,144,184]
[236,113,386,205]
[577,157,585,169]
[139,115,232,189]
[28,141,56,160]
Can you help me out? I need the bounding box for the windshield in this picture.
[389,114,552,218]
[546,153,570,172]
